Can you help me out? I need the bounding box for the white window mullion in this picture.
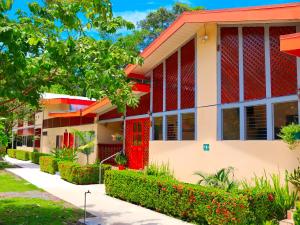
[177,48,182,141]
[297,25,300,124]
[163,115,166,140]
[265,25,273,140]
[217,26,222,140]
[163,60,166,112]
[238,26,245,140]
[150,70,153,140]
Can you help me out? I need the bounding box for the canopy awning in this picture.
[280,32,300,57]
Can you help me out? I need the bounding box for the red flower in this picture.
[268,193,274,202]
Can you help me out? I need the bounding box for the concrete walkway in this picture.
[4,156,190,225]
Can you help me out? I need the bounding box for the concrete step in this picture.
[280,219,294,225]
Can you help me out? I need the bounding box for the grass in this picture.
[0,171,39,192]
[0,161,13,169]
[0,198,83,225]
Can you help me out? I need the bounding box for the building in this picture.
[13,3,300,183]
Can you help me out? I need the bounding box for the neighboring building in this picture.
[13,3,300,183]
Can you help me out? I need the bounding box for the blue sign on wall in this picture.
[203,144,210,151]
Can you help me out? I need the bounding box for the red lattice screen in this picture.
[42,116,94,129]
[98,144,123,165]
[126,93,150,116]
[221,27,239,104]
[98,108,122,120]
[181,39,195,109]
[166,51,178,111]
[243,27,266,100]
[153,64,163,113]
[270,26,297,97]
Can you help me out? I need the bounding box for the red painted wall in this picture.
[126,94,150,116]
[98,108,123,120]
[166,51,178,111]
[181,39,195,109]
[243,27,266,100]
[270,26,297,97]
[153,63,164,113]
[221,27,239,104]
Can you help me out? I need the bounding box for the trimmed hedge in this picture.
[31,152,50,164]
[7,149,16,158]
[39,156,58,174]
[15,150,30,161]
[58,161,111,185]
[105,170,250,225]
[239,188,277,224]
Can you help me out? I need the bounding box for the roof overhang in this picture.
[280,32,300,57]
[125,3,300,75]
[48,83,150,118]
[41,98,95,106]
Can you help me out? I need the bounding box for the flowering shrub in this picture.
[39,156,58,174]
[105,170,250,225]
[58,161,111,184]
[7,149,16,158]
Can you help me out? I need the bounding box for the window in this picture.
[166,115,178,140]
[181,113,195,140]
[274,101,298,139]
[133,122,142,146]
[27,136,33,147]
[246,105,267,140]
[56,135,62,148]
[153,117,163,140]
[222,108,240,140]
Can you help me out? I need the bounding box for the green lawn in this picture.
[0,171,39,192]
[0,198,83,225]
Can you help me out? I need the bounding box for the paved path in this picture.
[4,156,190,225]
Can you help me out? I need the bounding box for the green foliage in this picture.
[0,0,142,117]
[289,165,300,190]
[71,129,94,164]
[30,152,50,164]
[15,150,30,161]
[145,162,174,179]
[51,148,77,162]
[136,2,204,48]
[7,149,16,158]
[39,156,58,175]
[0,171,38,192]
[0,198,83,225]
[58,161,111,184]
[114,152,127,165]
[0,121,8,148]
[0,147,6,158]
[242,173,297,220]
[279,123,300,150]
[195,167,238,192]
[105,170,250,225]
[294,202,300,225]
[0,161,12,169]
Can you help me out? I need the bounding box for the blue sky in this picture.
[9,0,300,26]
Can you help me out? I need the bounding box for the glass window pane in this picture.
[167,115,178,140]
[222,108,240,140]
[246,105,267,140]
[153,117,163,140]
[182,113,195,140]
[274,101,298,139]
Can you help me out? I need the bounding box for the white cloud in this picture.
[114,10,150,26]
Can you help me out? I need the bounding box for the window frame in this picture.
[218,23,300,141]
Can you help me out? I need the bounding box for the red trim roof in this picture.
[48,83,150,118]
[125,3,300,74]
[41,98,95,106]
[280,32,300,57]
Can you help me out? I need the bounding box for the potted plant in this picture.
[115,152,127,170]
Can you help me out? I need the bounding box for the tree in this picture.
[72,129,95,165]
[136,2,204,49]
[0,0,142,119]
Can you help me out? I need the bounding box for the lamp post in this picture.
[84,190,91,224]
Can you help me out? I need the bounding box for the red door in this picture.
[126,118,150,170]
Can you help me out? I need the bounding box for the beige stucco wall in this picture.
[41,123,98,165]
[149,23,300,184]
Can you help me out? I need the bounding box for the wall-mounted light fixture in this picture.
[199,24,209,42]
